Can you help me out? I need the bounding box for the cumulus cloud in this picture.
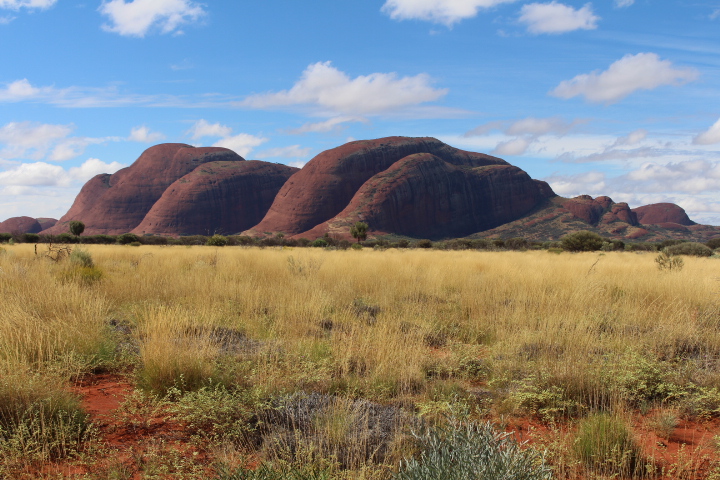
[240,62,447,116]
[99,0,206,37]
[693,118,720,145]
[519,2,599,34]
[187,119,232,140]
[286,116,368,135]
[256,145,312,160]
[0,158,125,187]
[128,125,165,143]
[551,53,699,104]
[213,134,268,158]
[381,0,517,26]
[465,116,579,137]
[545,171,607,196]
[0,0,56,10]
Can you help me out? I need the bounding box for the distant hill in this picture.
[7,136,713,242]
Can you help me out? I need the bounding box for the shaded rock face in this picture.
[0,216,45,234]
[250,137,514,236]
[36,218,57,231]
[44,144,244,235]
[560,195,639,226]
[632,203,695,226]
[133,161,298,236]
[303,153,552,240]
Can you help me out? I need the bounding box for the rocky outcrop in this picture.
[301,153,553,240]
[559,195,638,226]
[0,216,53,234]
[632,203,695,226]
[43,144,244,235]
[248,137,514,236]
[132,161,298,236]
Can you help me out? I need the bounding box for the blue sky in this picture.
[1,0,719,225]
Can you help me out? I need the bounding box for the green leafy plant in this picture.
[394,421,552,480]
[350,221,368,244]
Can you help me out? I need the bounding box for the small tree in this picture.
[68,221,85,237]
[350,221,368,244]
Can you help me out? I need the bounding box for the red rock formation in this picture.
[301,152,553,240]
[560,195,639,226]
[0,216,43,234]
[632,203,695,226]
[36,218,57,231]
[132,161,298,236]
[248,137,512,236]
[43,144,244,235]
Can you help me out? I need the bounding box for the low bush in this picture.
[0,373,90,463]
[117,233,140,245]
[0,233,11,243]
[20,233,40,243]
[414,239,433,249]
[207,234,229,247]
[655,250,684,271]
[561,231,604,252]
[394,421,552,480]
[70,248,94,268]
[574,413,643,477]
[707,237,720,250]
[311,238,329,248]
[664,242,713,257]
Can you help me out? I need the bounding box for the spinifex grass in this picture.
[1,244,719,477]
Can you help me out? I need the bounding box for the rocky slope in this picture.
[246,136,554,239]
[0,216,56,234]
[132,161,298,237]
[474,195,720,242]
[43,144,244,235]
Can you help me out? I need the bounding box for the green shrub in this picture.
[350,243,363,250]
[655,250,684,271]
[664,242,713,257]
[311,238,329,248]
[70,248,94,268]
[574,413,643,477]
[117,233,139,245]
[505,237,529,250]
[20,233,40,243]
[0,233,11,243]
[561,231,604,252]
[207,234,228,247]
[707,237,720,250]
[129,241,141,247]
[414,239,433,249]
[394,421,552,480]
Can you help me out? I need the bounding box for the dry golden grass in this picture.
[1,243,719,477]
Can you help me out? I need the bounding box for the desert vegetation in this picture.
[0,242,719,478]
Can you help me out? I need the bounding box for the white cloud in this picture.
[0,0,56,10]
[711,9,720,20]
[187,119,232,140]
[613,129,647,147]
[519,2,599,35]
[240,62,447,116]
[492,137,532,156]
[286,116,368,134]
[693,118,720,145]
[381,0,517,26]
[546,171,607,196]
[0,15,14,23]
[213,134,268,158]
[128,125,165,143]
[68,158,125,182]
[614,0,633,7]
[0,122,73,160]
[0,158,125,188]
[99,0,206,37]
[465,116,580,137]
[551,53,699,104]
[256,145,312,160]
